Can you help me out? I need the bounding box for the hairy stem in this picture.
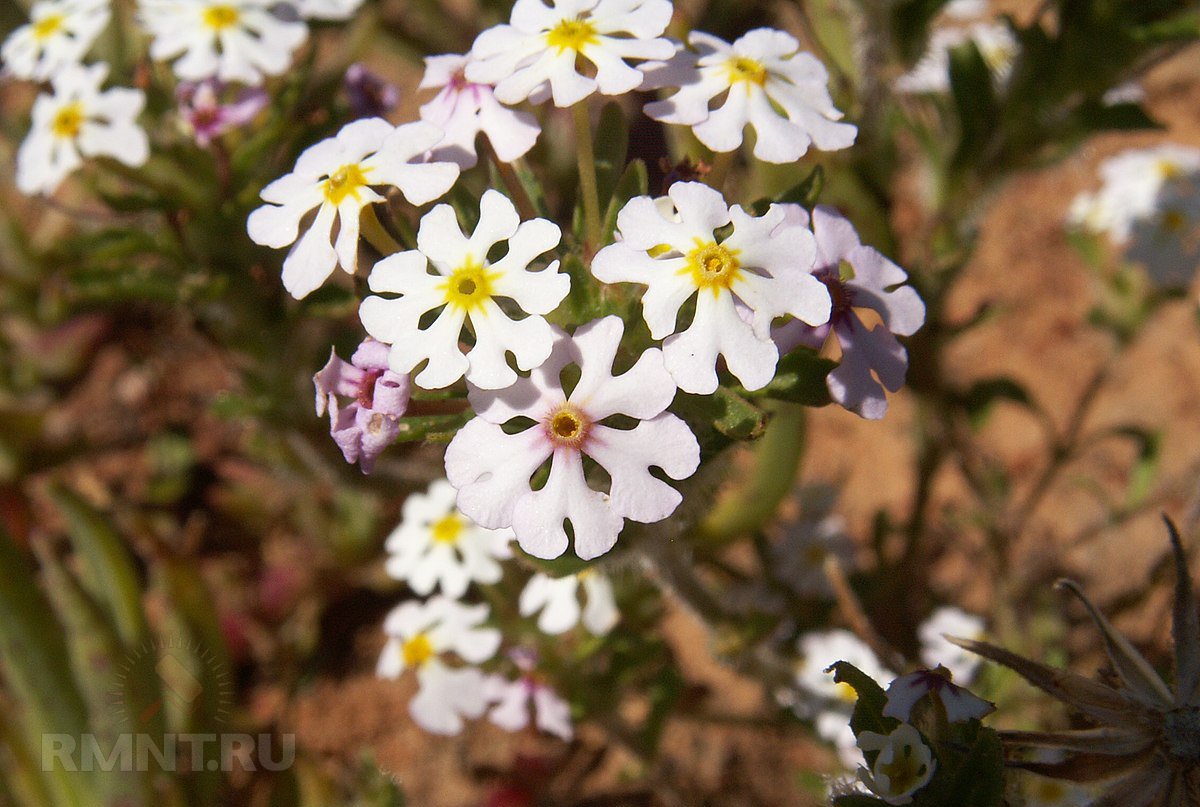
[572,102,603,255]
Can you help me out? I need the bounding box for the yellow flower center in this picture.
[401,633,434,668]
[1156,159,1184,181]
[32,13,65,40]
[683,240,742,293]
[877,742,928,796]
[431,513,465,545]
[322,163,369,205]
[545,405,589,449]
[202,3,240,29]
[51,102,85,138]
[834,681,857,703]
[545,17,599,53]
[440,259,498,312]
[726,56,768,86]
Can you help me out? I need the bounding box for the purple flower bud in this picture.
[344,63,400,120]
[314,338,411,473]
[177,79,267,148]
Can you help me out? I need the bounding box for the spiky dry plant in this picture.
[949,517,1199,807]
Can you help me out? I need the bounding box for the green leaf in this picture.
[958,377,1035,430]
[602,158,649,239]
[675,388,768,443]
[1072,101,1160,135]
[921,723,1004,807]
[892,0,955,62]
[829,661,898,740]
[948,40,1000,172]
[392,413,473,443]
[746,348,836,407]
[1131,10,1200,43]
[1111,426,1161,508]
[594,102,630,219]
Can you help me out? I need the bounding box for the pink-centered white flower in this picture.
[384,479,513,599]
[16,63,148,197]
[465,0,675,108]
[359,188,567,390]
[376,597,501,735]
[519,570,619,635]
[247,118,459,300]
[882,668,995,724]
[139,0,308,85]
[641,29,857,163]
[419,53,541,170]
[483,650,573,740]
[857,724,936,805]
[445,316,701,560]
[1,0,109,81]
[593,182,831,394]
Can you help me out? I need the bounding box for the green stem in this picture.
[360,205,403,256]
[485,140,538,221]
[705,150,736,192]
[572,102,603,254]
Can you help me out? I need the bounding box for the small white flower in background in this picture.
[895,22,1016,95]
[770,487,854,599]
[1127,172,1200,290]
[593,181,830,395]
[376,596,501,735]
[918,605,986,682]
[1102,81,1145,107]
[483,650,573,740]
[943,0,988,19]
[294,0,362,21]
[856,724,936,805]
[359,188,567,390]
[466,0,675,108]
[771,205,925,420]
[445,316,701,560]
[139,0,308,84]
[882,668,995,723]
[1,0,109,81]
[419,53,541,170]
[16,63,148,197]
[519,570,619,635]
[384,479,513,599]
[642,28,857,163]
[247,118,459,300]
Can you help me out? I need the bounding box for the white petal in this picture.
[445,419,551,530]
[512,450,623,560]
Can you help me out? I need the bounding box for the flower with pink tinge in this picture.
[176,80,266,147]
[882,668,995,723]
[519,570,618,635]
[593,182,830,395]
[344,63,399,119]
[773,205,925,420]
[313,338,410,473]
[641,29,857,163]
[483,659,573,740]
[445,316,700,560]
[419,53,541,170]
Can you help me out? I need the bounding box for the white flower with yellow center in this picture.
[1,0,109,81]
[16,63,148,197]
[1068,144,1200,244]
[918,606,986,683]
[384,479,514,599]
[592,181,831,394]
[641,29,857,163]
[895,22,1017,95]
[376,596,502,735]
[857,724,936,805]
[445,316,701,560]
[359,188,568,390]
[247,118,460,300]
[519,570,619,635]
[138,0,308,84]
[465,0,675,108]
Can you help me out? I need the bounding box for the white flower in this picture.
[1127,172,1200,289]
[895,21,1016,95]
[445,316,701,560]
[593,181,830,394]
[247,118,459,300]
[385,479,513,599]
[16,63,148,197]
[856,724,936,805]
[359,188,567,390]
[519,570,619,635]
[418,53,541,170]
[139,0,308,84]
[882,669,995,723]
[483,672,573,740]
[1068,144,1200,244]
[795,629,894,706]
[943,0,988,19]
[918,606,986,683]
[770,488,854,599]
[1,0,109,81]
[465,0,675,108]
[641,29,857,163]
[294,0,361,21]
[376,596,501,735]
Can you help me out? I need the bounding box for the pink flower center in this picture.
[357,368,383,409]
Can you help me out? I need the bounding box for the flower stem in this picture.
[706,150,736,192]
[485,140,538,221]
[360,205,402,256]
[572,102,603,255]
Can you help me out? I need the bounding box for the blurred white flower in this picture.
[483,669,573,740]
[247,118,459,300]
[770,494,854,599]
[918,605,986,682]
[16,63,148,196]
[140,0,308,84]
[466,0,674,108]
[419,53,541,169]
[1067,145,1200,244]
[642,28,857,163]
[445,316,700,560]
[376,597,501,735]
[895,22,1016,94]
[295,0,361,21]
[360,189,566,390]
[857,724,936,805]
[519,571,619,635]
[385,479,513,599]
[943,0,988,19]
[1,0,109,81]
[1126,173,1200,289]
[883,668,994,723]
[593,181,830,394]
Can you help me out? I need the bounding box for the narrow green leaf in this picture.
[746,348,836,407]
[948,40,999,172]
[594,102,629,217]
[829,661,898,740]
[602,158,649,239]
